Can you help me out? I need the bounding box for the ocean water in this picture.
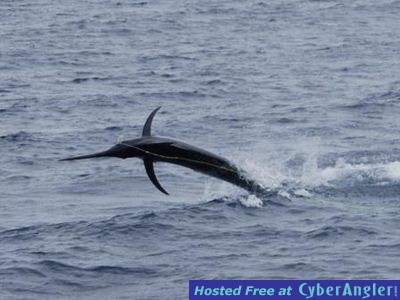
[1,0,400,298]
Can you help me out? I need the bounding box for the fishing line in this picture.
[118,142,242,175]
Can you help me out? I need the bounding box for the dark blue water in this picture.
[1,0,400,298]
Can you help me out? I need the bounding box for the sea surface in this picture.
[1,0,400,299]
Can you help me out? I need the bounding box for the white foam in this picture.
[239,195,263,208]
[234,145,400,191]
[293,189,312,198]
[201,179,242,202]
[278,190,292,199]
[202,138,400,203]
[383,161,400,180]
[304,159,400,186]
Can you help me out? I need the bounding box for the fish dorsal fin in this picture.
[142,106,161,136]
[144,158,169,195]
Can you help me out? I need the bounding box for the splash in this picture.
[202,179,244,202]
[239,195,263,208]
[231,140,400,195]
[383,161,400,180]
[201,137,400,203]
[201,180,264,208]
[303,159,400,187]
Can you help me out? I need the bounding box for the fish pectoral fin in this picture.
[142,106,161,136]
[143,158,169,195]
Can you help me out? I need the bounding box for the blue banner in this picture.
[189,280,399,299]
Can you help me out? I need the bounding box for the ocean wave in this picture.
[0,131,32,142]
[37,260,157,276]
[0,196,280,245]
[338,88,400,111]
[71,77,112,84]
[0,267,47,278]
[305,225,378,240]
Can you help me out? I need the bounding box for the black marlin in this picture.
[61,107,268,196]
